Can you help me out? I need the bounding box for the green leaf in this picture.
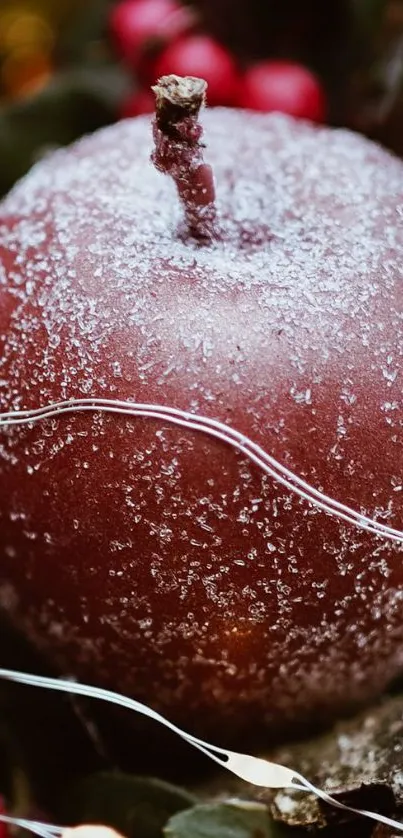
[0,62,131,198]
[351,0,387,38]
[164,800,290,838]
[61,771,196,838]
[57,0,116,65]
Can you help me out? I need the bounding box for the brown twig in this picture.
[151,74,217,242]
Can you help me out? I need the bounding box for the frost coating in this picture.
[1,397,403,542]
[0,110,403,741]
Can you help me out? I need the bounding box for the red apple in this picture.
[1,86,403,746]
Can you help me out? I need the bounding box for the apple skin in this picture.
[0,110,403,744]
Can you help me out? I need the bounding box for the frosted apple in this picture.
[1,75,403,745]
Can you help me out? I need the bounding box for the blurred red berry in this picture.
[120,88,155,117]
[237,61,326,122]
[109,0,193,68]
[153,34,239,106]
[0,797,7,838]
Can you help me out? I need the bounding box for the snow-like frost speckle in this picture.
[1,110,403,738]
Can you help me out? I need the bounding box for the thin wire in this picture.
[0,813,63,838]
[0,398,402,543]
[0,668,230,764]
[295,774,403,832]
[1,399,403,831]
[1,668,403,833]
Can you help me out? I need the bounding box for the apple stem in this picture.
[151,74,218,242]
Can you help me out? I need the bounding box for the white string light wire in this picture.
[0,812,63,838]
[0,397,402,543]
[1,399,403,831]
[0,668,402,834]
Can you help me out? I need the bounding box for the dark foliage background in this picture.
[0,0,402,196]
[1,3,403,837]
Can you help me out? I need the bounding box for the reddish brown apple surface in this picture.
[1,100,403,744]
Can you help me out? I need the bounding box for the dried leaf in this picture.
[262,694,403,829]
[371,824,403,838]
[194,693,403,832]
